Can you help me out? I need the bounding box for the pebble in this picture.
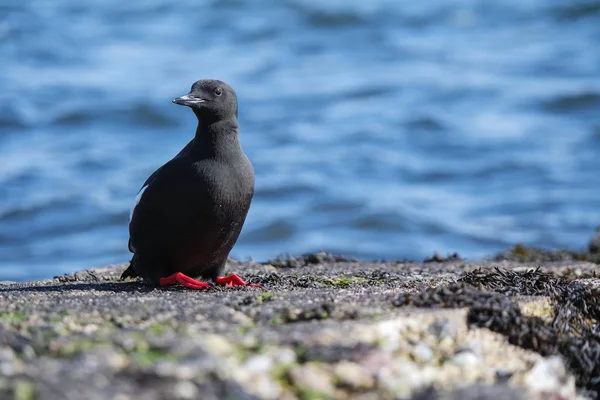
[410,340,434,363]
[449,350,481,368]
[384,361,438,397]
[83,324,99,335]
[173,381,199,400]
[231,311,253,326]
[524,356,576,400]
[428,319,458,341]
[0,347,20,376]
[271,347,296,365]
[359,349,393,375]
[333,361,374,389]
[243,374,283,400]
[495,369,513,384]
[288,363,335,396]
[242,355,272,373]
[462,340,484,358]
[155,363,198,380]
[83,349,129,371]
[201,335,234,357]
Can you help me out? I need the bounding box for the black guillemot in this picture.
[121,79,257,290]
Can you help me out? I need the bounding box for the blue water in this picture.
[1,0,600,281]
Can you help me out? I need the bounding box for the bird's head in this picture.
[173,79,238,121]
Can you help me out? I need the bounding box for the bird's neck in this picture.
[191,117,241,160]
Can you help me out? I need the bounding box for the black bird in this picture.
[121,79,257,289]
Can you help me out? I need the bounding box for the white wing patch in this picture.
[129,185,149,223]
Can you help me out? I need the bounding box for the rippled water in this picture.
[1,0,600,281]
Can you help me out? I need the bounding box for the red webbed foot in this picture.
[215,274,261,288]
[159,272,212,290]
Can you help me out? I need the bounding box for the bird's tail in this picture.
[120,256,139,280]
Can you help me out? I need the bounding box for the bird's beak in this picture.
[172,94,206,106]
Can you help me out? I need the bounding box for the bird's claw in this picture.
[215,274,261,288]
[159,272,211,290]
[158,272,259,290]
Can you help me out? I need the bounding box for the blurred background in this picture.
[1,0,599,281]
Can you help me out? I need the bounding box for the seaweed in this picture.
[423,252,463,263]
[394,267,600,397]
[266,252,352,268]
[458,266,561,296]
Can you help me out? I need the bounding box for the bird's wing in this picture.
[128,156,210,254]
[127,159,186,253]
[127,140,197,254]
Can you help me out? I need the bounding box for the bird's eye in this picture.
[214,87,223,96]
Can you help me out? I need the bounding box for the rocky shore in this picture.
[1,245,599,400]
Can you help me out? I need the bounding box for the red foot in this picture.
[159,272,212,290]
[215,274,261,288]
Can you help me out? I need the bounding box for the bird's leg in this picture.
[159,272,212,290]
[214,274,261,287]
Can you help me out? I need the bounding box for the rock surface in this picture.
[0,253,598,400]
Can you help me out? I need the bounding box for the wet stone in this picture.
[0,251,598,399]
